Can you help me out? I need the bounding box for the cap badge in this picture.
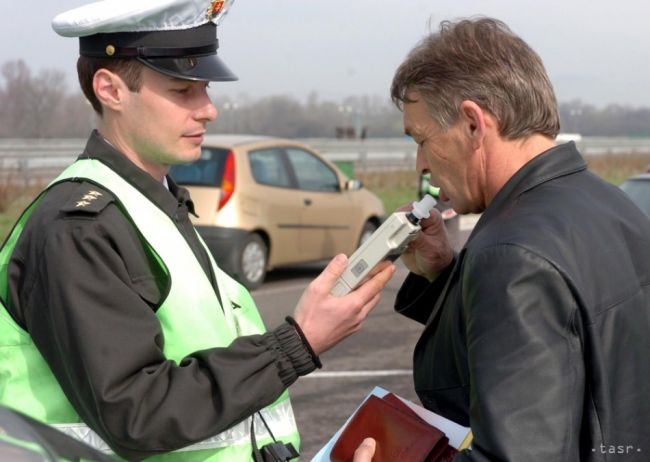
[206,0,225,20]
[105,45,116,56]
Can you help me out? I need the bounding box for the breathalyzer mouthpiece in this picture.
[409,195,437,222]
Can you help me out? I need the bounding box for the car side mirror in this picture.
[345,179,363,191]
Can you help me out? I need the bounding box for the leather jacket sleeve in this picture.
[394,257,457,325]
[454,244,583,461]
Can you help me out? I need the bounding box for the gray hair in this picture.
[391,17,560,140]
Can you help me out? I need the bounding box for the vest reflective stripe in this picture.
[52,399,296,455]
[0,159,299,460]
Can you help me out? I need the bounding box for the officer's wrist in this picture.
[285,316,322,369]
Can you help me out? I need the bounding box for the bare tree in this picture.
[49,94,96,138]
[0,60,33,137]
[0,60,94,138]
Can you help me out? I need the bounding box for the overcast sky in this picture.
[2,0,649,107]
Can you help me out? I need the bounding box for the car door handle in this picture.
[304,198,312,206]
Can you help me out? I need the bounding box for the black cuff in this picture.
[269,322,318,387]
[285,316,322,369]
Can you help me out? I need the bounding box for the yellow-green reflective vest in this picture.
[0,159,300,461]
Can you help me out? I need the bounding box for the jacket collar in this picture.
[467,141,587,242]
[420,142,586,331]
[78,130,196,218]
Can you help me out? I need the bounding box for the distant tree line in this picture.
[0,60,94,138]
[558,101,650,137]
[210,92,404,138]
[1,60,649,139]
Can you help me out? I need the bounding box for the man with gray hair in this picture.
[389,17,650,461]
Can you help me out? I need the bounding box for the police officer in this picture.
[0,1,395,460]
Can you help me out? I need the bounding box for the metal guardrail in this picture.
[570,137,650,155]
[0,139,86,186]
[0,138,420,185]
[2,137,650,185]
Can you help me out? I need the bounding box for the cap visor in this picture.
[138,54,237,82]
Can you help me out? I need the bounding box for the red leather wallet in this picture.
[330,394,458,462]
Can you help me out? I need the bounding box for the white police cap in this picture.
[52,0,237,82]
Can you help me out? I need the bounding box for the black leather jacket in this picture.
[396,142,650,461]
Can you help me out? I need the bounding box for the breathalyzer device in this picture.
[330,195,437,296]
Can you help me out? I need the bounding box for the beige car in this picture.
[169,135,385,289]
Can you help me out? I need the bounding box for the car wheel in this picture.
[236,233,267,290]
[358,221,378,247]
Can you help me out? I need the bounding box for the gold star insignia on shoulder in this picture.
[80,190,103,202]
[61,185,112,214]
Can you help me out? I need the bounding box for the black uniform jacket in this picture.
[5,131,316,461]
[396,142,650,461]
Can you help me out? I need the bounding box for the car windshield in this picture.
[169,147,229,186]
[621,179,650,217]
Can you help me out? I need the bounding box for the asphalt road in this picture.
[250,215,478,460]
[252,261,420,460]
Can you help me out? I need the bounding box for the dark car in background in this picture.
[620,174,650,217]
[169,135,384,289]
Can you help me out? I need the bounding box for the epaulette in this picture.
[60,181,115,215]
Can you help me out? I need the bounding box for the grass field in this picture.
[357,170,422,214]
[1,153,650,242]
[0,183,44,243]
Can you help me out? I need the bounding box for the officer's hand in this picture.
[293,254,395,356]
[353,438,376,462]
[397,204,454,281]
